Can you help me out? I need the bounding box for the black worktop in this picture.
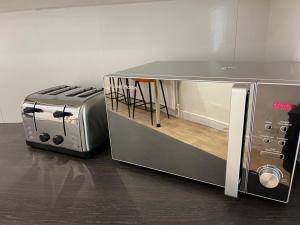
[1,123,300,225]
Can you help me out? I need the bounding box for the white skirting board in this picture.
[179,110,229,132]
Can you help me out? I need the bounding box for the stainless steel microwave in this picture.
[104,61,300,203]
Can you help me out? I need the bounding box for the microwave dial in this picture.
[258,165,282,189]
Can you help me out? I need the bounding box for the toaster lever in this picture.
[53,111,73,118]
[23,107,43,114]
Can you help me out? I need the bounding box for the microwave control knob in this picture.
[259,166,282,189]
[39,133,50,142]
[53,135,64,145]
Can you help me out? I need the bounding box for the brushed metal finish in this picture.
[22,86,108,154]
[105,61,300,202]
[225,84,248,198]
[109,61,300,84]
[239,83,257,192]
[247,83,300,202]
[258,165,282,189]
[79,93,109,152]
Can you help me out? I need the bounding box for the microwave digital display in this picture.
[272,101,293,110]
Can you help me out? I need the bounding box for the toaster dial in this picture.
[39,133,50,142]
[258,165,282,189]
[53,135,64,145]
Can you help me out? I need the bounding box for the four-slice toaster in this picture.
[22,85,109,158]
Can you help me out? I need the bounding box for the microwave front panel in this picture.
[247,83,300,202]
[104,77,245,187]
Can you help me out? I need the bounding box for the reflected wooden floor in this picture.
[106,99,228,160]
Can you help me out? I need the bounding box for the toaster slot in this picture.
[65,88,94,97]
[49,86,78,95]
[77,89,100,98]
[38,85,69,95]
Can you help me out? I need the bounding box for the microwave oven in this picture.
[104,61,300,203]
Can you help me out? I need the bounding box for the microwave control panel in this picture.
[247,83,300,202]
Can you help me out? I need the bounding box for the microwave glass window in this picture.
[104,77,233,160]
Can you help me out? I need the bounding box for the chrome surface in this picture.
[109,61,300,84]
[258,165,282,189]
[240,83,257,192]
[105,78,231,187]
[154,81,160,126]
[79,93,109,152]
[225,84,248,198]
[105,61,300,202]
[247,83,300,202]
[22,85,108,153]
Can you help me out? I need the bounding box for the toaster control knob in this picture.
[259,166,282,189]
[53,135,64,145]
[39,133,50,142]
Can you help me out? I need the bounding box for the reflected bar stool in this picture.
[115,78,128,112]
[132,78,169,127]
[108,77,116,110]
[107,77,128,113]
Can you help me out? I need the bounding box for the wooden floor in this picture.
[2,124,300,225]
[106,100,228,160]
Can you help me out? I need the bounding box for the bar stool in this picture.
[132,78,169,126]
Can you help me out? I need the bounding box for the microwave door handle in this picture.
[225,84,248,198]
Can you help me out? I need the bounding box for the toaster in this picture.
[22,85,109,158]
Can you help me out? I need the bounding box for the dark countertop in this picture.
[1,123,300,225]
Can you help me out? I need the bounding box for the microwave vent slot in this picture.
[66,88,94,97]
[39,85,68,95]
[49,86,78,96]
[77,89,100,98]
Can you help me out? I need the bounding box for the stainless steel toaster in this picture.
[22,85,109,158]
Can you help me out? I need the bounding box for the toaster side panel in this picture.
[80,93,109,152]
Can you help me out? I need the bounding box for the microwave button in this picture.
[278,140,286,146]
[259,166,282,189]
[263,138,271,143]
[265,124,272,130]
[280,126,288,133]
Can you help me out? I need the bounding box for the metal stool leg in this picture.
[137,82,148,111]
[126,78,131,118]
[133,81,138,119]
[159,80,170,118]
[148,83,154,125]
[119,79,127,104]
[112,78,117,99]
[116,78,120,111]
[109,77,114,110]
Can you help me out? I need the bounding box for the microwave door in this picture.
[224,84,249,198]
[176,81,249,188]
[105,78,250,189]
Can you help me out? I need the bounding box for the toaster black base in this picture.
[26,141,100,159]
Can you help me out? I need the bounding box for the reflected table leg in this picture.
[154,80,161,127]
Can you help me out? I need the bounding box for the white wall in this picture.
[0,0,300,123]
[265,0,300,61]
